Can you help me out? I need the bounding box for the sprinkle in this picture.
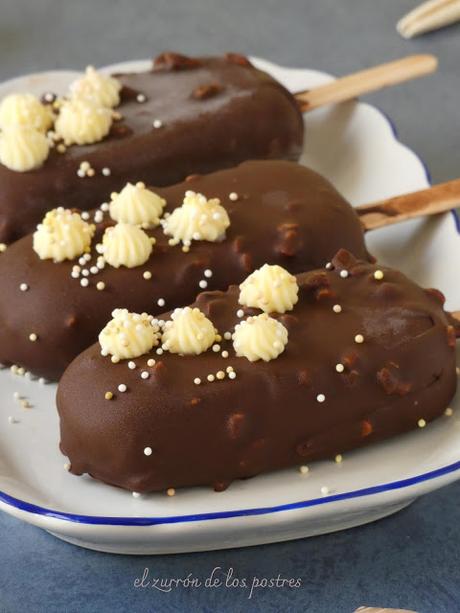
[226,366,234,373]
[156,348,164,355]
[445,407,454,417]
[152,119,163,129]
[21,399,32,408]
[224,332,232,340]
[212,344,221,352]
[8,416,19,424]
[132,492,141,498]
[199,280,208,289]
[20,283,29,292]
[320,486,330,495]
[77,169,85,178]
[299,465,309,474]
[354,334,364,344]
[143,271,152,280]
[13,392,21,400]
[28,333,38,342]
[335,454,343,464]
[335,363,344,373]
[141,371,149,380]
[221,350,229,358]
[38,377,46,385]
[417,418,427,428]
[207,374,215,382]
[325,262,332,270]
[81,212,90,220]
[80,161,90,171]
[228,371,236,380]
[204,269,213,278]
[100,202,110,212]
[90,266,98,274]
[111,356,120,363]
[236,309,244,318]
[374,270,384,280]
[157,298,165,307]
[316,393,326,403]
[102,167,111,176]
[144,446,153,456]
[216,370,225,380]
[104,391,113,400]
[94,211,103,223]
[137,93,147,103]
[229,192,239,201]
[332,304,342,313]
[57,144,66,153]
[118,384,127,393]
[64,462,71,471]
[193,377,201,385]
[96,281,105,291]
[128,361,136,370]
[80,278,89,287]
[339,270,349,278]
[147,358,155,367]
[166,488,176,497]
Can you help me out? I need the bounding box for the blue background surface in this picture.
[1,1,459,611]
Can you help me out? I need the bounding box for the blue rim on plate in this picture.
[1,459,460,526]
[0,104,459,528]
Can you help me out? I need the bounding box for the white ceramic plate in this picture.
[0,58,459,555]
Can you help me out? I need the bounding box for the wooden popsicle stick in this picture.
[357,178,460,232]
[294,55,438,112]
[397,0,460,39]
[450,311,460,325]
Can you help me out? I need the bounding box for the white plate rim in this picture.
[1,459,460,526]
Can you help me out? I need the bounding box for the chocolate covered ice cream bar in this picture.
[0,160,368,380]
[0,53,304,243]
[57,250,457,493]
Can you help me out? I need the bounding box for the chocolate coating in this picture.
[0,160,368,380]
[0,53,304,243]
[57,250,457,493]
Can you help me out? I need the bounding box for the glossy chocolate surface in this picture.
[0,160,368,380]
[57,250,457,493]
[0,53,304,243]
